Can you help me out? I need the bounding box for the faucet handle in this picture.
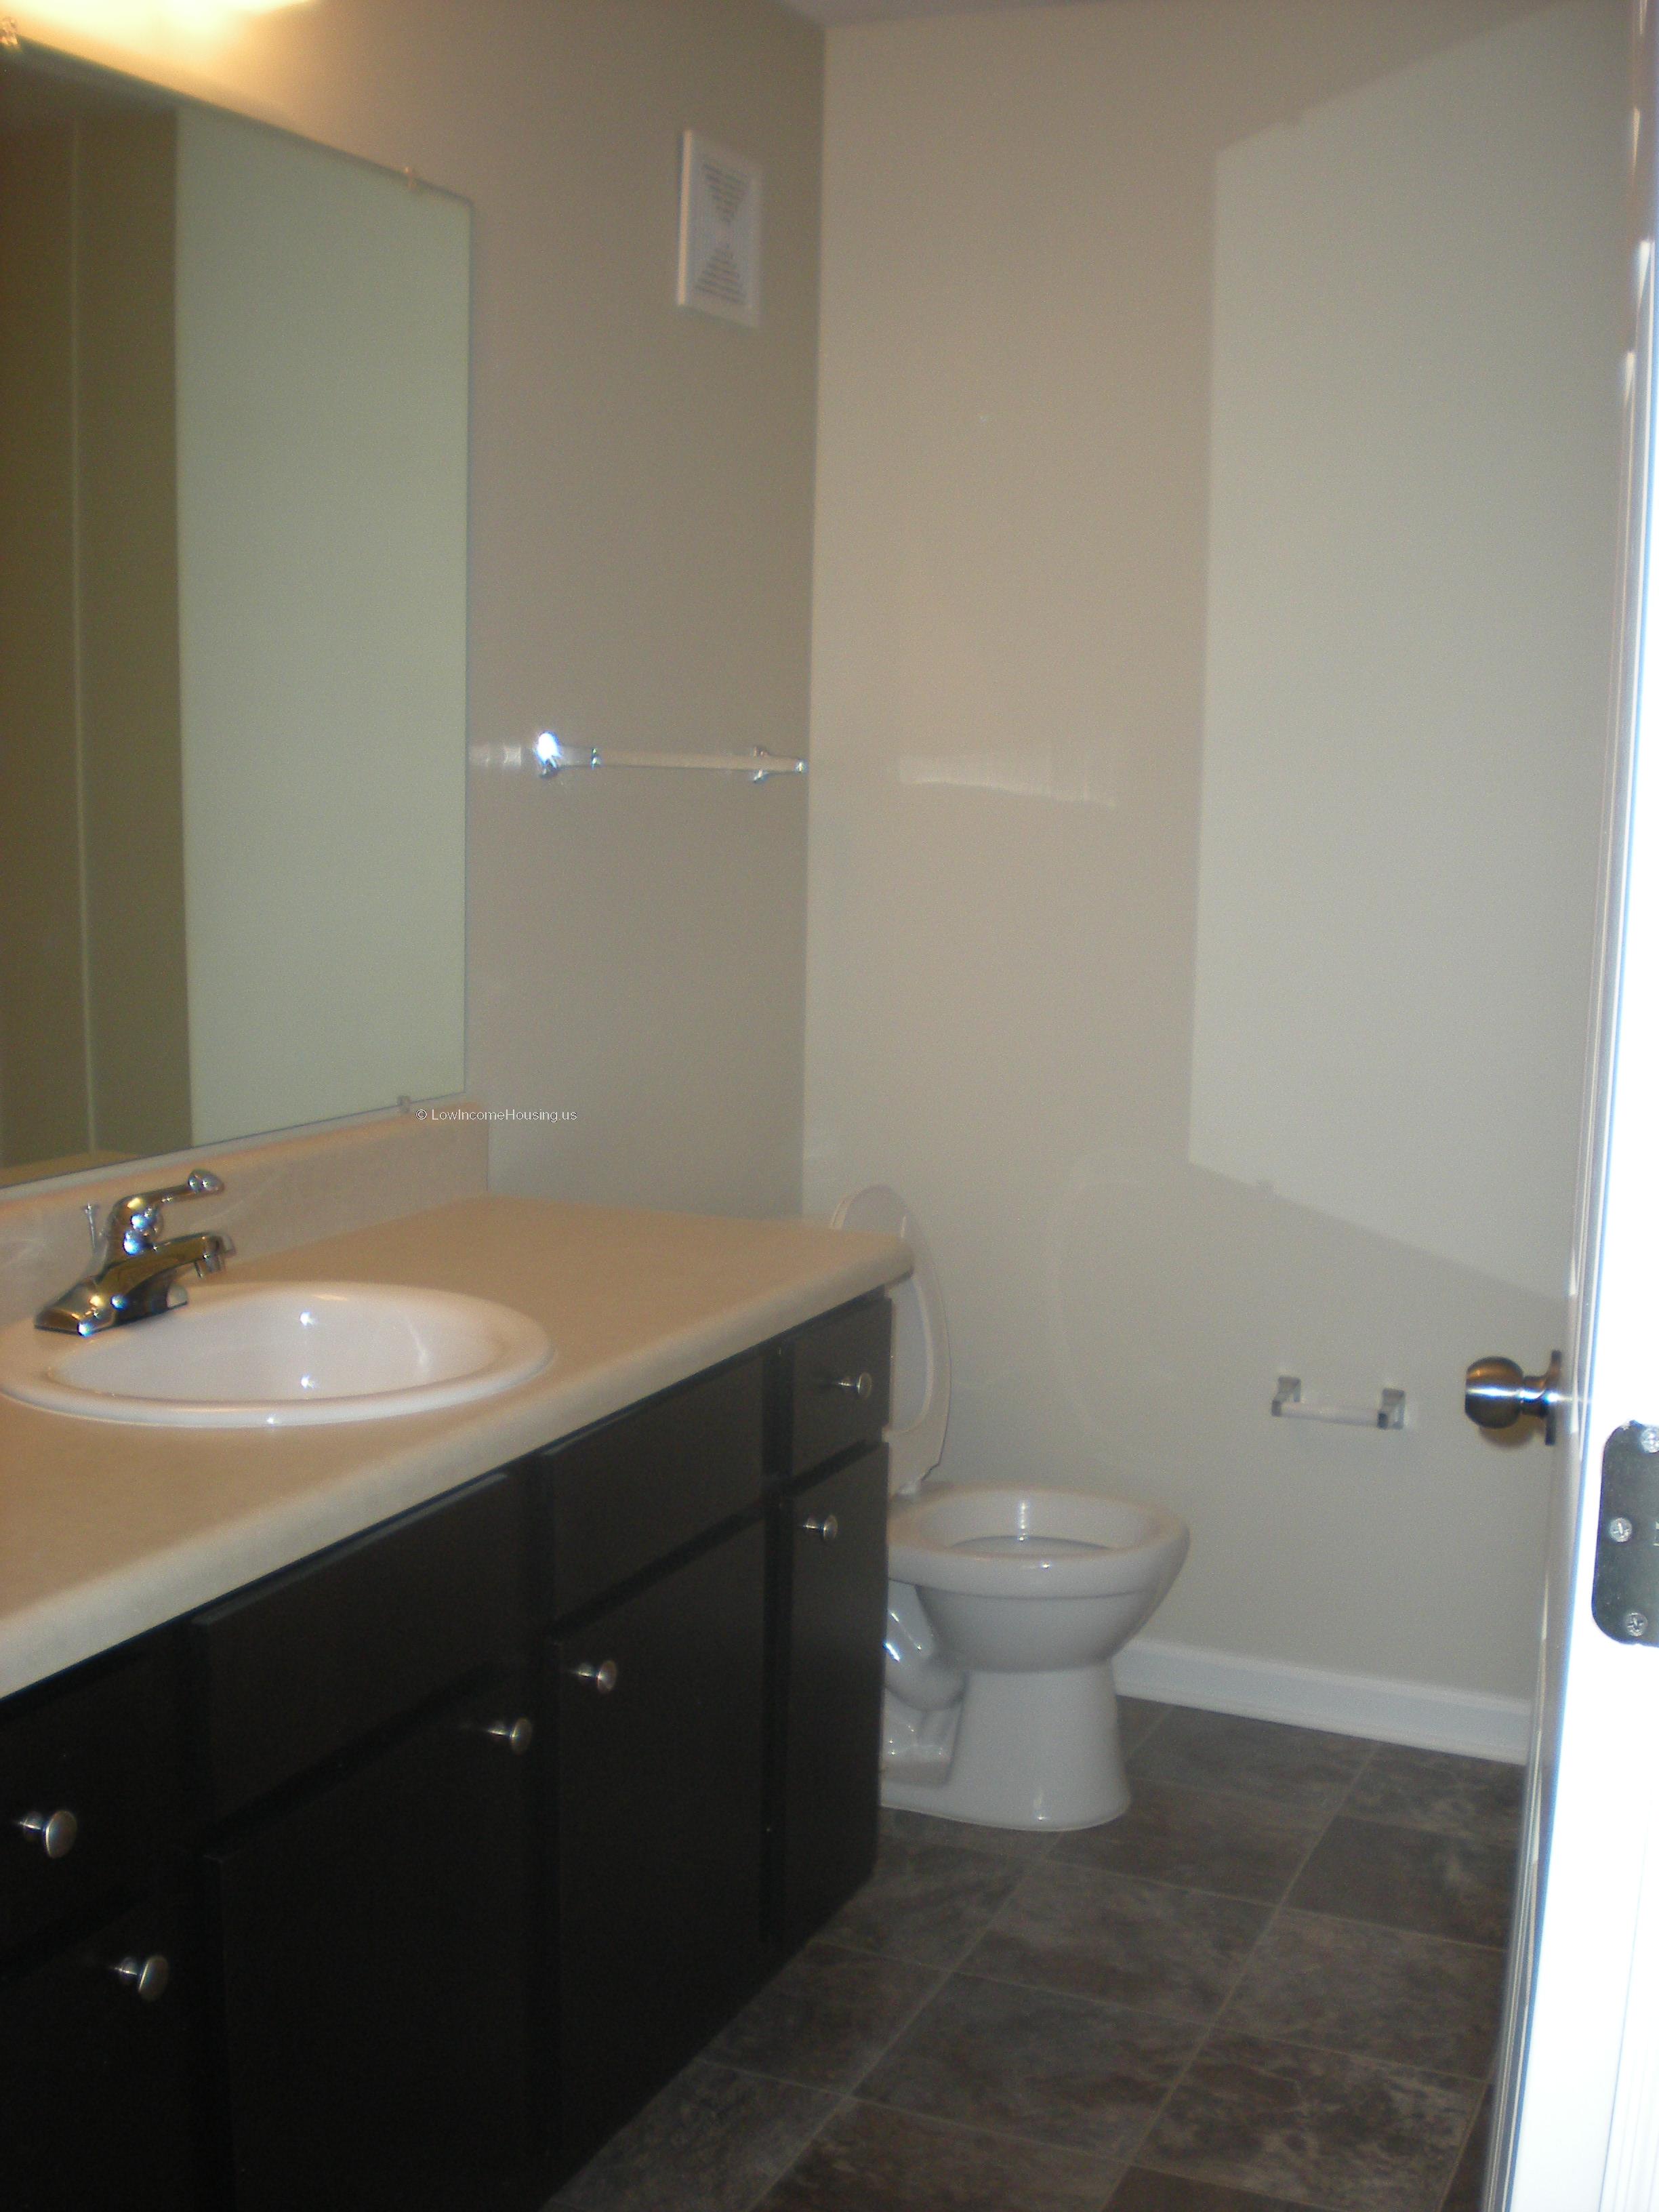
[105,1170,226,1255]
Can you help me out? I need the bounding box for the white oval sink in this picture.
[0,1282,552,1429]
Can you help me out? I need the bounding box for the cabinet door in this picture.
[0,1896,197,2212]
[552,1521,766,2171]
[206,1678,535,2212]
[775,1447,888,1948]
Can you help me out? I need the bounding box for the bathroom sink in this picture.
[0,1282,552,1429]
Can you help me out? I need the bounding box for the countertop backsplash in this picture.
[0,1109,488,1330]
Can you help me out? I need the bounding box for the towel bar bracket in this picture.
[1272,1374,1406,1430]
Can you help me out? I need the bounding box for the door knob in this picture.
[1465,1351,1563,1445]
[110,1954,169,2003]
[802,1514,840,1542]
[569,1660,618,1694]
[823,1372,874,1399]
[15,1809,77,1859]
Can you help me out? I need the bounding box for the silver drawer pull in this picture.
[802,1515,840,1543]
[570,1660,619,1695]
[16,1809,78,1860]
[111,1953,169,2003]
[825,1372,874,1400]
[483,1717,535,1755]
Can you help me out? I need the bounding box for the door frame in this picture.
[1493,5,1659,2202]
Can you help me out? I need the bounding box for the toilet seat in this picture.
[888,1484,1186,1598]
[831,1185,949,1492]
[953,1533,1107,1560]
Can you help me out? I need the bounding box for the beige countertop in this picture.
[0,1195,910,1701]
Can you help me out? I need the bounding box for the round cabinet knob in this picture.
[570,1660,619,1695]
[485,1717,535,1755]
[829,1372,874,1400]
[802,1514,840,1543]
[111,1954,169,2003]
[16,1808,77,1860]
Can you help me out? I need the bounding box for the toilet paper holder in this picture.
[1272,1374,1406,1430]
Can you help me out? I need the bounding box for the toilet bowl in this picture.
[832,1185,1189,1831]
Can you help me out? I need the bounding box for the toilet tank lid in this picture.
[832,1184,949,1492]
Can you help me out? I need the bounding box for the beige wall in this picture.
[0,104,191,1171]
[76,109,192,1160]
[0,122,87,1168]
[7,0,823,1218]
[804,0,1626,1706]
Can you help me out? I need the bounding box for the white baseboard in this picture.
[1113,1635,1532,1765]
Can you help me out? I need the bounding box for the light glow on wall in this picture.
[1186,0,1618,1301]
[11,0,313,49]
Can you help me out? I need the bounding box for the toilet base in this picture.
[881,1660,1130,1831]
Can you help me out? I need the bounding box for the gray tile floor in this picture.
[550,1701,1518,2212]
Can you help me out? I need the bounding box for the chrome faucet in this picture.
[36,1171,235,1336]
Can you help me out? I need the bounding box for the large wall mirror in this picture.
[0,44,469,1190]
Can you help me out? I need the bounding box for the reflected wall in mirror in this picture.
[0,47,469,1190]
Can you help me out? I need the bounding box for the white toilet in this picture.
[833,1185,1189,1832]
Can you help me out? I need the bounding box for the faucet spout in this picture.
[36,1177,234,1336]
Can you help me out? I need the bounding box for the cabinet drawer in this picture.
[533,1357,763,1621]
[0,1648,168,1959]
[779,1298,891,1480]
[192,1470,523,1822]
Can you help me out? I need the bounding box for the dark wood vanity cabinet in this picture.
[772,1445,890,1950]
[0,1290,893,2212]
[204,1673,536,2212]
[549,1521,768,2169]
[0,1645,194,2212]
[0,1891,196,2212]
[186,1469,533,2210]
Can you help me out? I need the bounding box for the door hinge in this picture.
[1592,1423,1659,1645]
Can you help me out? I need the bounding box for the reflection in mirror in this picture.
[0,47,469,1191]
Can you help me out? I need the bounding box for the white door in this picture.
[1491,5,1659,2203]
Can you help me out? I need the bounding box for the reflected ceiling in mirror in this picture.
[0,43,469,1191]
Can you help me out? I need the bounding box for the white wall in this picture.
[805,0,1626,1704]
[1190,4,1615,1303]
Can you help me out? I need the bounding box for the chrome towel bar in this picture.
[1272,1374,1406,1430]
[531,731,804,781]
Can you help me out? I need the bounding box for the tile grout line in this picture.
[1124,1740,1496,2210]
[913,1741,1390,2182]
[1279,1897,1513,1961]
[1124,2146,1348,2212]
[835,1796,1252,2193]
[842,1957,952,2095]
[714,1952,954,2106]
[745,1736,1513,2209]
[1120,1700,1174,1761]
[838,2088,1154,2174]
[729,2089,857,2212]
[930,1955,1496,2088]
[1034,1849,1326,1914]
[728,2081,1134,2211]
[1431,2079,1492,2212]
[565,1737,1519,2212]
[1109,1741,1382,2177]
[954,1838,1061,1955]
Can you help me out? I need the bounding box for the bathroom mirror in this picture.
[0,44,469,1189]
